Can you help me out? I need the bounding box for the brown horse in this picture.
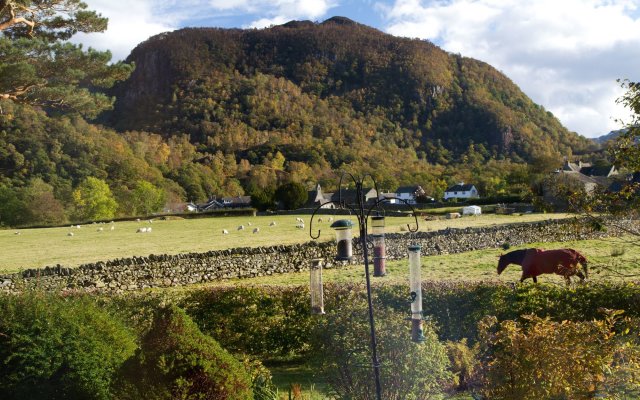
[497,248,588,283]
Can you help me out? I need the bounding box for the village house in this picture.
[308,184,429,207]
[444,183,479,200]
[187,195,251,212]
[542,158,623,209]
[307,184,380,208]
[394,186,426,205]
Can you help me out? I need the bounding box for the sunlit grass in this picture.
[0,212,572,273]
[172,235,640,288]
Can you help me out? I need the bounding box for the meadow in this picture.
[0,212,572,273]
[2,211,640,399]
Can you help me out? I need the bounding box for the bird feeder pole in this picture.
[309,172,420,400]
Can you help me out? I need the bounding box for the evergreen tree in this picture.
[275,181,308,210]
[0,0,133,117]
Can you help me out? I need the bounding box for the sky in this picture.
[76,0,640,139]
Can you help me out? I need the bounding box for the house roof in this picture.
[396,186,418,194]
[580,165,616,177]
[395,185,426,195]
[556,171,598,185]
[562,161,580,172]
[445,183,475,192]
[221,196,251,204]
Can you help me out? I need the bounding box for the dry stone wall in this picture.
[0,218,628,293]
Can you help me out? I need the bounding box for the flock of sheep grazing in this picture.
[63,220,154,237]
[220,216,334,235]
[12,215,337,239]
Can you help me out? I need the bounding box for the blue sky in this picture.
[78,0,640,139]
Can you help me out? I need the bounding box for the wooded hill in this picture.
[108,17,593,173]
[0,17,599,226]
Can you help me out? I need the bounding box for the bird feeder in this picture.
[310,259,325,315]
[371,216,385,236]
[371,216,386,277]
[330,219,354,261]
[408,244,425,343]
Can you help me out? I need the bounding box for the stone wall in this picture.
[0,218,628,293]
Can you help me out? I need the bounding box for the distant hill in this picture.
[108,17,592,169]
[593,129,626,144]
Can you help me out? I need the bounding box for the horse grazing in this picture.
[497,248,588,283]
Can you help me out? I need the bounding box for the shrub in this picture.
[115,304,253,400]
[275,181,308,210]
[473,313,630,399]
[182,286,313,360]
[311,289,452,400]
[445,339,478,393]
[0,292,136,400]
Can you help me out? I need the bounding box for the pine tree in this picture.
[0,0,132,117]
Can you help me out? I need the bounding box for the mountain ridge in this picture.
[108,17,592,167]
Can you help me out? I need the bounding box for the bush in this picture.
[0,292,136,400]
[275,181,308,210]
[311,289,452,400]
[473,313,636,399]
[182,286,313,360]
[115,304,253,400]
[445,339,478,393]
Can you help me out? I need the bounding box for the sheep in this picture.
[97,227,104,232]
[296,217,303,223]
[147,227,152,232]
[237,225,245,231]
[328,217,334,223]
[253,228,260,234]
[248,222,252,226]
[67,232,74,237]
[222,229,229,235]
[296,223,305,229]
[148,219,153,224]
[269,221,277,226]
[76,225,82,229]
[318,217,323,223]
[136,227,148,233]
[136,218,141,222]
[14,231,20,235]
[110,225,115,231]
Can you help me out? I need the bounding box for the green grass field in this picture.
[186,235,640,288]
[0,212,573,273]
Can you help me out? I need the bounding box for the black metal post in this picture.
[356,181,383,400]
[308,172,420,400]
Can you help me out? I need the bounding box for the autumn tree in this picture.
[0,0,133,117]
[72,176,118,221]
[130,180,166,216]
[612,80,640,173]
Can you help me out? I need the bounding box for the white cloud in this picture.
[73,1,178,61]
[379,0,640,137]
[206,0,337,27]
[77,0,339,59]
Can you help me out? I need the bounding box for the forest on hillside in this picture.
[0,12,607,227]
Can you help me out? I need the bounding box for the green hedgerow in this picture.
[0,292,136,400]
[115,304,254,400]
[312,289,452,400]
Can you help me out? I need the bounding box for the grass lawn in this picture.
[178,235,640,287]
[0,212,572,273]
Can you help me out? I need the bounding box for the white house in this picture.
[444,183,479,200]
[394,186,426,205]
